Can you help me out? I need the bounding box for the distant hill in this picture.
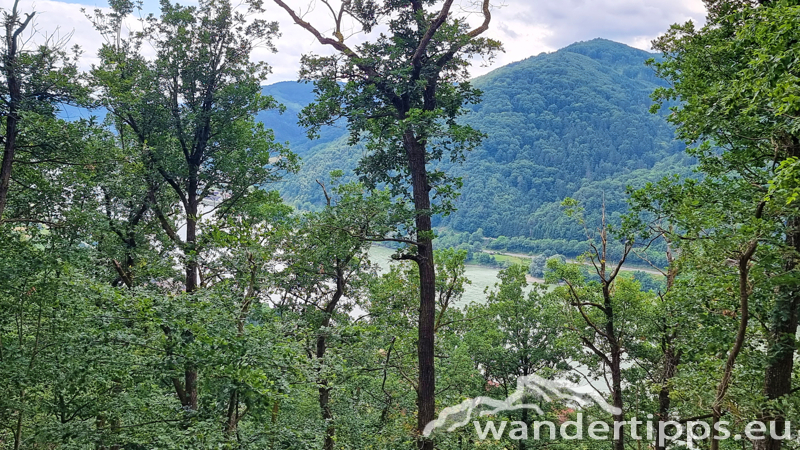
[264,39,695,243]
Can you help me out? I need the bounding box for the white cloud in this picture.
[467,0,706,78]
[1,0,707,83]
[0,0,105,68]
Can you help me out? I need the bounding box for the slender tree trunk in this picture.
[655,346,680,450]
[316,268,343,450]
[406,133,436,450]
[225,389,239,435]
[655,247,681,450]
[610,346,624,450]
[655,265,679,449]
[185,168,199,293]
[0,7,24,220]
[602,278,625,450]
[0,110,17,220]
[319,385,334,450]
[711,240,756,450]
[12,389,23,450]
[182,166,199,411]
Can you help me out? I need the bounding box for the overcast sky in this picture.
[3,0,707,83]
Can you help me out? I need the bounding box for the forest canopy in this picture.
[0,1,799,450]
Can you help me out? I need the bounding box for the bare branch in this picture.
[316,179,331,206]
[412,0,455,68]
[112,260,133,288]
[273,0,359,57]
[467,0,492,38]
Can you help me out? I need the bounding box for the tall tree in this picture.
[277,179,395,450]
[271,2,499,447]
[0,0,84,220]
[546,198,654,450]
[90,0,297,413]
[651,2,800,447]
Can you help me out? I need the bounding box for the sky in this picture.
[2,0,707,83]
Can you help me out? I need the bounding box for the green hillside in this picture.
[257,81,347,156]
[271,39,694,242]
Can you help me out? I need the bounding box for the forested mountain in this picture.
[273,39,695,241]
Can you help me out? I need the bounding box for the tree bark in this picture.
[180,162,200,411]
[601,258,625,450]
[655,346,681,450]
[710,239,757,450]
[0,2,34,220]
[225,389,239,435]
[12,389,23,450]
[319,385,334,450]
[316,265,344,450]
[406,133,436,450]
[185,163,199,294]
[0,103,17,219]
[655,251,681,450]
[755,215,800,450]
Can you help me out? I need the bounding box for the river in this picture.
[368,245,541,307]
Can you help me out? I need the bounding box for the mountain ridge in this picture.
[266,38,691,242]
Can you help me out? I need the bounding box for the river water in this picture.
[367,245,540,308]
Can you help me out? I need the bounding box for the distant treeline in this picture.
[434,227,669,268]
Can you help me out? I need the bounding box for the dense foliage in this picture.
[0,0,798,450]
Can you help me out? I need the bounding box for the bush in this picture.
[473,252,499,267]
[529,254,548,277]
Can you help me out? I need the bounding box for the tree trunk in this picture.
[711,240,757,450]
[655,346,680,450]
[755,215,800,450]
[182,166,199,410]
[225,389,239,435]
[610,347,624,450]
[0,9,23,220]
[185,169,199,294]
[319,385,335,450]
[314,264,344,450]
[406,133,436,450]
[12,389,23,450]
[0,110,17,220]
[603,277,624,450]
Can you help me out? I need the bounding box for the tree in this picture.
[546,198,648,450]
[528,254,547,278]
[277,179,395,450]
[0,0,85,220]
[630,173,772,449]
[466,264,567,450]
[271,1,500,447]
[89,0,297,413]
[651,2,800,447]
[347,248,477,449]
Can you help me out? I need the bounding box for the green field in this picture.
[485,252,531,267]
